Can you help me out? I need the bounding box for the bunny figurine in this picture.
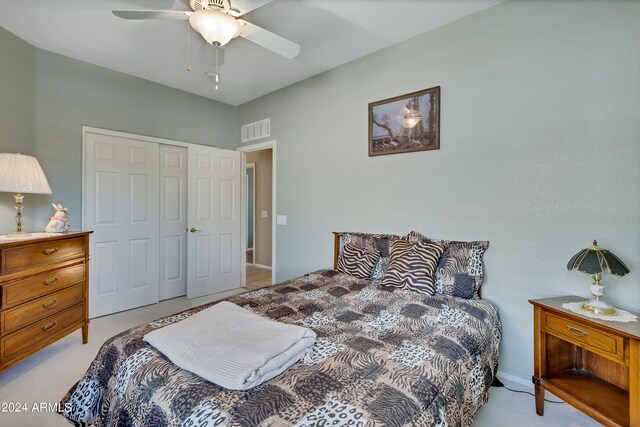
[45,203,70,233]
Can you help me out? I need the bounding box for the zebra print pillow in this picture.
[337,243,380,279]
[403,231,489,299]
[381,239,444,294]
[340,233,399,280]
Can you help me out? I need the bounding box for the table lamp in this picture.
[0,153,52,236]
[567,240,630,316]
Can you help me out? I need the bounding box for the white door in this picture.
[187,145,241,298]
[84,131,160,317]
[159,144,187,300]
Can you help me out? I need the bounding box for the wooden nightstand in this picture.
[530,296,640,427]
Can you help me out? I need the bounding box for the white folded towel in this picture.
[143,301,316,390]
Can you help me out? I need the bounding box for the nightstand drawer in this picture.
[1,303,84,363]
[1,284,84,335]
[1,236,85,274]
[1,263,85,309]
[544,313,624,362]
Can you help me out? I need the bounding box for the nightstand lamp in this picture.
[567,239,630,316]
[0,153,52,235]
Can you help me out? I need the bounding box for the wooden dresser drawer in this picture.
[1,303,84,363]
[1,237,85,274]
[0,231,92,372]
[543,312,624,362]
[1,263,85,309]
[1,284,84,335]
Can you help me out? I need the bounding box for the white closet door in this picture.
[84,131,160,317]
[159,144,187,300]
[187,145,241,298]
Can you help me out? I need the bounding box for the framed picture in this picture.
[368,86,440,156]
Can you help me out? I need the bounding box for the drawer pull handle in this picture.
[42,299,58,309]
[42,321,58,331]
[567,326,589,337]
[43,277,58,286]
[42,248,58,255]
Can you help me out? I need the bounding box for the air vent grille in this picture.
[241,118,271,143]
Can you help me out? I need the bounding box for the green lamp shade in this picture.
[567,240,630,276]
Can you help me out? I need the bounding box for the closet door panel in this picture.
[84,131,160,317]
[187,146,241,299]
[84,128,240,310]
[159,144,187,300]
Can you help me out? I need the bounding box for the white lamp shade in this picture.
[0,153,52,194]
[189,9,240,46]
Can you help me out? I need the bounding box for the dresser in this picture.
[0,231,92,372]
[530,296,640,427]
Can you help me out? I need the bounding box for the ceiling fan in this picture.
[112,0,300,59]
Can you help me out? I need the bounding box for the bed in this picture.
[60,232,501,427]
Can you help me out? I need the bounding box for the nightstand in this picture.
[530,296,639,427]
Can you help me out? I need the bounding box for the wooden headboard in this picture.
[332,232,344,270]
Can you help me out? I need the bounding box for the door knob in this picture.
[189,227,199,233]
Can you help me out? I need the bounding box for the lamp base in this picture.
[580,300,617,316]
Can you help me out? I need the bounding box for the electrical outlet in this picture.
[261,210,268,218]
[277,215,287,225]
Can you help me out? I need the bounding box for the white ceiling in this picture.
[0,0,503,106]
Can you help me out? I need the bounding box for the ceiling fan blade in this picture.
[230,0,274,16]
[112,10,191,20]
[238,20,300,59]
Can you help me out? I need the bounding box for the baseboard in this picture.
[254,263,272,270]
[496,371,533,390]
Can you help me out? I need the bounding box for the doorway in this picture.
[238,142,275,290]
[246,163,255,265]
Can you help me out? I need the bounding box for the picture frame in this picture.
[368,86,440,156]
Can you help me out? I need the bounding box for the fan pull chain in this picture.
[186,20,191,72]
[214,45,220,91]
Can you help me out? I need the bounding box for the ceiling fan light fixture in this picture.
[189,9,240,46]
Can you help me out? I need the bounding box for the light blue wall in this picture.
[0,27,38,230]
[0,27,238,233]
[238,0,640,381]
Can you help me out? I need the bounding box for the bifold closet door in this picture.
[159,144,187,300]
[187,145,241,299]
[84,131,160,317]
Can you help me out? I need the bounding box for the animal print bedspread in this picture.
[60,270,501,427]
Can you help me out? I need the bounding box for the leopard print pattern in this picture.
[467,246,485,276]
[368,311,401,331]
[302,339,344,365]
[389,342,436,368]
[294,394,366,427]
[116,348,154,396]
[60,269,501,427]
[437,307,469,327]
[60,378,100,426]
[180,402,228,427]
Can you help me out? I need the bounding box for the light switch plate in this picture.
[261,210,268,218]
[276,215,287,225]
